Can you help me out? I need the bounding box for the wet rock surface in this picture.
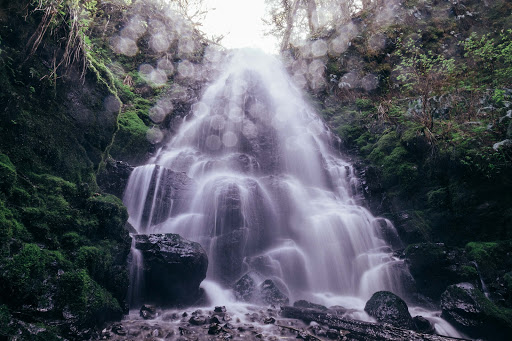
[134,234,208,306]
[281,306,466,341]
[233,273,257,302]
[259,279,289,306]
[97,158,134,198]
[99,303,469,341]
[364,291,415,329]
[441,283,512,340]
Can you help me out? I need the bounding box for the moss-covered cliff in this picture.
[0,0,207,338]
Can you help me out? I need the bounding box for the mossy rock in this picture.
[0,154,16,196]
[59,269,123,326]
[109,111,151,165]
[1,243,71,310]
[87,194,129,242]
[441,283,512,340]
[0,200,25,256]
[465,241,499,272]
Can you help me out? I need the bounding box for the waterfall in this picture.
[123,48,409,305]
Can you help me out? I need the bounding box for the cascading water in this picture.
[124,48,408,307]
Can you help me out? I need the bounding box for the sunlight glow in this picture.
[202,0,278,54]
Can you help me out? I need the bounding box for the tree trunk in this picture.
[280,0,302,52]
[305,0,319,35]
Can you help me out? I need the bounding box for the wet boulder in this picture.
[233,273,257,302]
[139,304,156,320]
[260,279,289,306]
[134,233,208,306]
[412,316,434,334]
[293,300,328,311]
[364,291,415,330]
[441,283,512,340]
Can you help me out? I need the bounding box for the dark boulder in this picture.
[441,283,512,340]
[293,300,328,311]
[97,158,133,198]
[134,233,208,306]
[364,291,415,330]
[412,316,434,334]
[260,279,289,306]
[233,273,257,302]
[139,305,156,320]
[189,316,207,326]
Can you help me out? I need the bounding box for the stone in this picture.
[263,316,276,324]
[214,306,227,313]
[412,316,434,334]
[208,323,222,335]
[293,300,328,311]
[260,279,289,306]
[210,315,221,324]
[364,291,415,330]
[139,305,156,320]
[134,233,208,306]
[441,283,512,340]
[189,316,207,326]
[233,273,257,302]
[97,158,133,198]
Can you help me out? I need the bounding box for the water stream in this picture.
[122,49,461,337]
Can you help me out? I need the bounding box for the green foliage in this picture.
[460,265,479,281]
[395,37,456,93]
[0,305,10,337]
[59,269,122,324]
[465,241,498,268]
[87,194,129,242]
[462,30,512,87]
[2,243,70,306]
[426,188,448,209]
[355,98,374,110]
[0,154,16,196]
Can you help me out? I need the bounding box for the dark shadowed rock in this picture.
[404,243,479,300]
[293,300,328,311]
[139,304,156,320]
[260,279,289,306]
[441,283,512,340]
[412,316,434,334]
[134,233,208,306]
[364,291,415,330]
[189,316,207,326]
[97,158,134,198]
[233,273,257,302]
